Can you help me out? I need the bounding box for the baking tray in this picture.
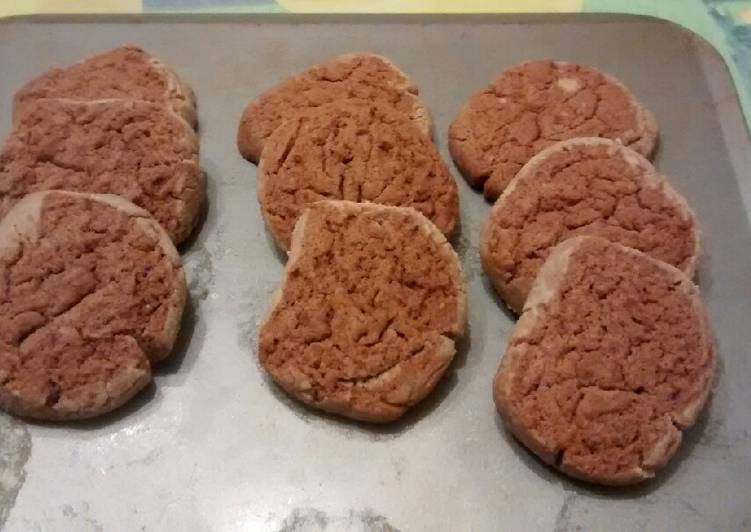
[0,14,749,532]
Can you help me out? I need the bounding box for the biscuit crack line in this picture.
[334,344,431,387]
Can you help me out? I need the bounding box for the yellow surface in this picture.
[276,0,582,13]
[1,0,141,16]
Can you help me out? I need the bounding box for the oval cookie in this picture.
[449,60,657,199]
[237,52,432,163]
[0,191,186,420]
[258,100,458,250]
[0,98,203,245]
[494,236,715,486]
[480,138,697,313]
[14,45,197,129]
[259,200,466,423]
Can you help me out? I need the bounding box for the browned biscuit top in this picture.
[481,139,697,313]
[259,100,457,250]
[237,53,429,162]
[0,98,203,244]
[13,45,196,128]
[449,60,656,199]
[494,237,714,485]
[0,191,185,420]
[259,201,465,422]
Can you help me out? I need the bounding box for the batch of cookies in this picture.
[0,46,715,488]
[0,46,202,419]
[239,54,714,486]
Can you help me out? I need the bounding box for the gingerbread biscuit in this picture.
[258,200,466,423]
[0,191,186,420]
[258,100,457,250]
[449,60,657,199]
[14,45,197,129]
[0,98,203,245]
[494,236,715,486]
[480,138,697,313]
[237,52,431,163]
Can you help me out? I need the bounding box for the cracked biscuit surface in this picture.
[237,52,431,163]
[449,60,657,199]
[494,236,714,485]
[258,100,458,250]
[480,138,697,313]
[13,45,197,129]
[258,200,466,422]
[0,98,203,245]
[0,191,186,420]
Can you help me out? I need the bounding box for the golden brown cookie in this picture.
[449,60,657,200]
[0,191,186,420]
[237,52,431,163]
[0,98,203,245]
[13,45,197,129]
[494,236,715,486]
[258,200,466,423]
[258,100,458,250]
[480,138,697,313]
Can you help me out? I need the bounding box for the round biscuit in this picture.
[480,137,698,313]
[494,236,714,485]
[449,60,657,200]
[258,200,466,422]
[0,191,186,420]
[237,52,432,163]
[258,100,457,250]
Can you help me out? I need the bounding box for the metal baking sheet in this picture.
[0,14,749,532]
